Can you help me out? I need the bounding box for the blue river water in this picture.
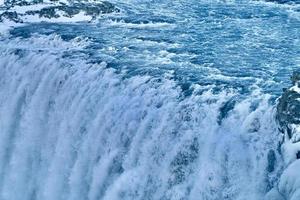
[7,0,299,95]
[0,0,299,200]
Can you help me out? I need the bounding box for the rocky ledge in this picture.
[0,0,119,24]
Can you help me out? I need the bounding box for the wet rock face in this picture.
[272,71,300,200]
[0,0,119,23]
[277,72,300,138]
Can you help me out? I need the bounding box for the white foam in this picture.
[0,34,91,52]
[279,160,300,200]
[290,83,300,93]
[281,131,300,165]
[105,19,176,29]
[20,11,93,23]
[0,19,22,35]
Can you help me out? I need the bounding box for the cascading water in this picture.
[0,40,281,200]
[0,0,299,200]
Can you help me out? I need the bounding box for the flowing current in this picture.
[0,0,299,200]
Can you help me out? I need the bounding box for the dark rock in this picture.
[291,71,300,85]
[0,11,23,23]
[1,1,119,23]
[267,149,276,172]
[277,71,300,138]
[265,0,300,4]
[25,2,119,19]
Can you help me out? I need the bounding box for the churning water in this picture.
[0,0,299,199]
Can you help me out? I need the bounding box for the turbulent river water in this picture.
[0,0,299,200]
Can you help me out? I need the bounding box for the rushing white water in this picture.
[0,36,282,200]
[1,0,299,199]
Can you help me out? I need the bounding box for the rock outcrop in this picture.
[269,71,300,200]
[0,0,119,24]
[277,71,300,142]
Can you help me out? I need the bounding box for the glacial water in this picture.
[0,0,299,200]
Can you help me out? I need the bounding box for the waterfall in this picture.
[0,36,282,200]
